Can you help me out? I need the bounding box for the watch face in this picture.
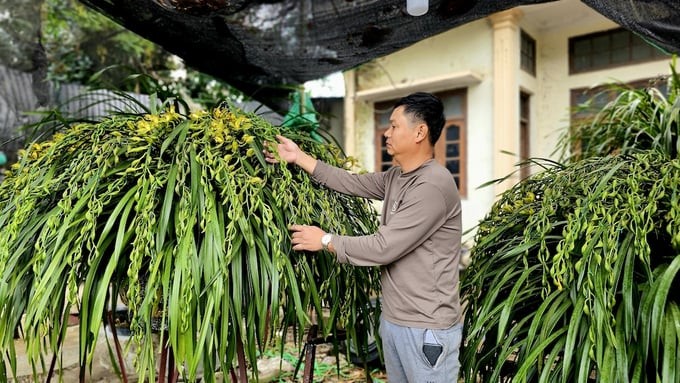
[322,234,331,246]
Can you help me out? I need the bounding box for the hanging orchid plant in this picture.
[461,60,680,383]
[0,101,381,382]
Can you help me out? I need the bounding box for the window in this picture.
[441,122,465,193]
[569,77,669,156]
[520,30,536,76]
[374,89,467,196]
[375,105,393,173]
[569,28,668,74]
[519,92,531,180]
[570,77,669,122]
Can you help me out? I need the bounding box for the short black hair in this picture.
[393,92,445,145]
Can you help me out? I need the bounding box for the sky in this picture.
[303,71,345,98]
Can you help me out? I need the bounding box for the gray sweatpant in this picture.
[379,316,463,383]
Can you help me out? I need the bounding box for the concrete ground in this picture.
[0,325,294,383]
[6,324,139,382]
[5,321,382,382]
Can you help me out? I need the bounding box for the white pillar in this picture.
[343,70,357,158]
[488,9,523,197]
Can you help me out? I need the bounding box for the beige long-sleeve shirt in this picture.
[312,159,462,329]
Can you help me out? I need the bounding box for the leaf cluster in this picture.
[462,59,680,382]
[462,153,680,382]
[558,59,679,162]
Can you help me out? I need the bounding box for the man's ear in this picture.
[415,124,428,143]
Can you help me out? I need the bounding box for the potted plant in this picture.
[0,99,381,382]
[460,62,680,382]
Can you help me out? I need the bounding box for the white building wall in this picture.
[523,1,672,160]
[465,74,496,239]
[344,0,674,242]
[346,19,497,242]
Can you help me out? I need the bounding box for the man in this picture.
[265,92,463,382]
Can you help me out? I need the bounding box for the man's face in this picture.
[384,106,419,163]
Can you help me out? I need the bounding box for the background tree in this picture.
[0,0,49,161]
[0,0,44,75]
[41,0,242,105]
[1,0,243,164]
[43,0,169,89]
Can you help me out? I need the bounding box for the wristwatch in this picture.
[321,233,333,251]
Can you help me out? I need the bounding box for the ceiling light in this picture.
[406,0,429,16]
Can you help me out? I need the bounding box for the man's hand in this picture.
[290,224,326,252]
[264,135,299,165]
[264,135,318,174]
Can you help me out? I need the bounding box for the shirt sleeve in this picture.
[312,161,386,200]
[332,182,448,266]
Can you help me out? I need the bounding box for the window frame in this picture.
[519,91,531,180]
[569,76,669,157]
[569,28,668,74]
[520,29,536,76]
[437,117,466,196]
[570,77,668,122]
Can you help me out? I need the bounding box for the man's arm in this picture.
[286,184,447,259]
[312,161,386,200]
[266,135,386,199]
[266,135,386,252]
[290,144,318,175]
[289,224,336,253]
[332,183,448,266]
